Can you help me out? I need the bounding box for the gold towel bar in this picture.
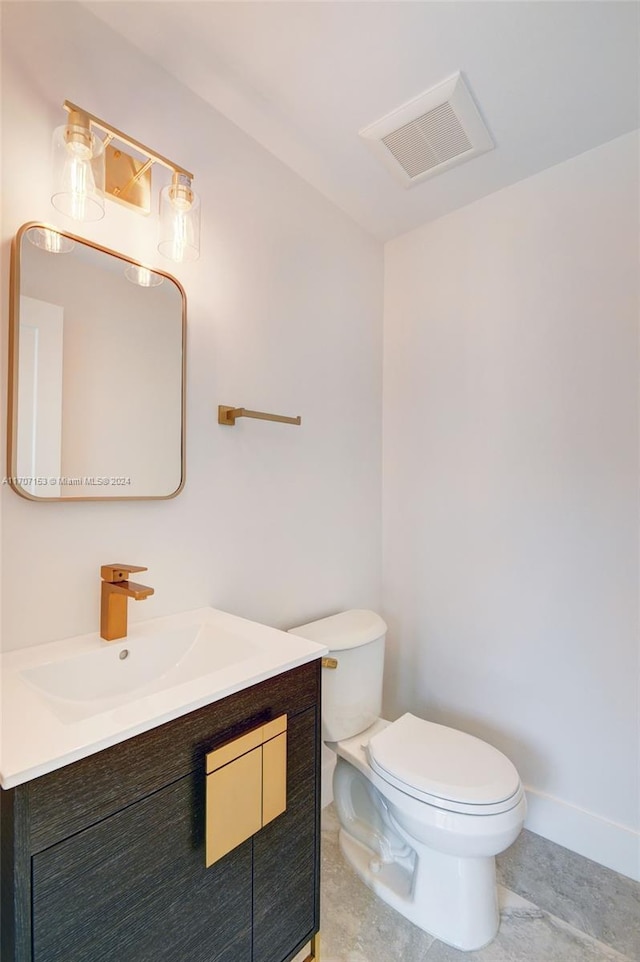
[218,405,301,427]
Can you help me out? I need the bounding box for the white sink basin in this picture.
[21,622,259,722]
[0,607,327,789]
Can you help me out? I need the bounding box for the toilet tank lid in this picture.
[288,610,387,651]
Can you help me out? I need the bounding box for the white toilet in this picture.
[289,610,527,952]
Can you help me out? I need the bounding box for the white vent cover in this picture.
[359,73,494,188]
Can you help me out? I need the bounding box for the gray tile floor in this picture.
[320,806,640,962]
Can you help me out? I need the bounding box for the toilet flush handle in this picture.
[322,657,338,669]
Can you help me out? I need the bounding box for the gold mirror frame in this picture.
[8,222,186,502]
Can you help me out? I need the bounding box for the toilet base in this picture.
[338,827,499,952]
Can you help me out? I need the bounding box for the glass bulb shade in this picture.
[26,226,75,254]
[51,123,105,222]
[124,264,164,287]
[158,176,200,263]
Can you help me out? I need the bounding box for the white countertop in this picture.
[0,607,327,789]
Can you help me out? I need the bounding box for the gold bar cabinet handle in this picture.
[321,657,338,670]
[205,714,287,867]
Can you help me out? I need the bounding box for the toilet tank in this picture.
[288,610,387,742]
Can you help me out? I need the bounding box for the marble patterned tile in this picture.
[322,802,341,834]
[320,810,435,962]
[496,829,640,959]
[423,905,633,962]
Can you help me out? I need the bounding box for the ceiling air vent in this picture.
[359,73,494,189]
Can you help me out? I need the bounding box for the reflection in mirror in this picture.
[9,223,185,500]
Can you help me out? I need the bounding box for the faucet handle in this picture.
[101,564,148,583]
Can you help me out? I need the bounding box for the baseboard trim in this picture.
[524,785,640,882]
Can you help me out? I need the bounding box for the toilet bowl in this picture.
[289,610,527,952]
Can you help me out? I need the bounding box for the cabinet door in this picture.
[253,707,319,962]
[32,773,252,962]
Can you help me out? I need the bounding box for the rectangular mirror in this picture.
[8,223,185,501]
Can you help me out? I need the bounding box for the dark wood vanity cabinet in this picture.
[1,660,321,962]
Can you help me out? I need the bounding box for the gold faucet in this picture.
[100,564,154,642]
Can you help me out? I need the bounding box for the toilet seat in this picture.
[367,713,523,815]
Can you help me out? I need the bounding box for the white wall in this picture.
[0,3,383,650]
[383,132,639,879]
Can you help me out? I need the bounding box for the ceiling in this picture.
[86,1,639,241]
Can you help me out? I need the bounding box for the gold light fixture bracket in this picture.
[105,144,152,214]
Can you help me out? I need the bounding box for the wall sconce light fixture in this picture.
[51,101,200,262]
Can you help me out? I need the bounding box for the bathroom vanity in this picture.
[0,608,325,962]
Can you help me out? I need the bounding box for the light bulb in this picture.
[51,118,105,222]
[63,152,96,221]
[170,210,188,262]
[158,173,200,263]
